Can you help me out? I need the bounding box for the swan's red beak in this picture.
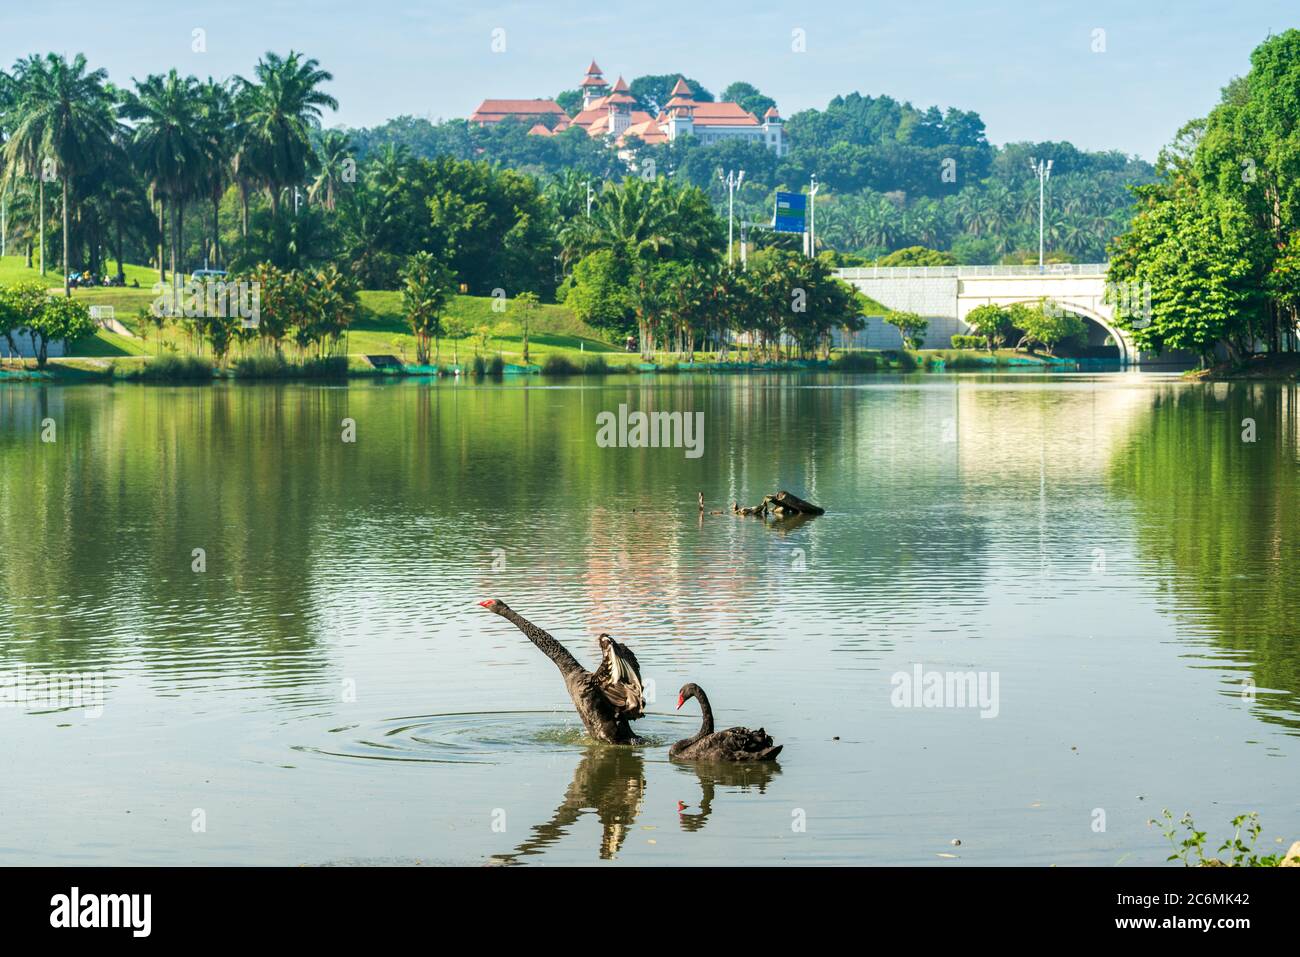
[478,599,495,609]
[676,693,684,709]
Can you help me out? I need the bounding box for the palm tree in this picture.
[197,78,235,268]
[3,53,117,295]
[308,128,352,211]
[235,51,337,218]
[229,82,262,238]
[93,133,154,282]
[121,70,205,288]
[1,57,51,275]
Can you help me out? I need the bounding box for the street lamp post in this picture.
[1029,157,1052,269]
[720,168,744,267]
[807,174,820,258]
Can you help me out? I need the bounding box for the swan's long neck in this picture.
[690,688,715,739]
[500,607,584,677]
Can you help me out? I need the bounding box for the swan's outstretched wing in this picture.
[594,638,645,720]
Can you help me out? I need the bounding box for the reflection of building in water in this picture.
[945,378,1158,483]
[577,504,774,649]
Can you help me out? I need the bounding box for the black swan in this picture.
[478,599,645,744]
[669,683,783,762]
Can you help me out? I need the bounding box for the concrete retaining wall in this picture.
[0,330,67,359]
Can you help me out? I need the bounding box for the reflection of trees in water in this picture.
[488,746,645,865]
[1110,384,1300,733]
[674,760,781,833]
[0,385,332,693]
[1,377,1000,694]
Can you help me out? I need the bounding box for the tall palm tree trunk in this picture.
[114,217,125,282]
[170,199,181,291]
[157,198,166,284]
[61,178,70,296]
[212,195,221,267]
[39,178,46,276]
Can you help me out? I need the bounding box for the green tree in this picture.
[512,290,539,364]
[235,51,337,218]
[629,75,713,114]
[877,245,957,267]
[1108,186,1264,362]
[3,53,117,295]
[400,251,455,364]
[0,279,48,356]
[720,81,776,120]
[883,309,927,349]
[309,129,353,211]
[121,70,205,288]
[28,291,94,365]
[964,303,1013,351]
[426,156,556,295]
[1014,300,1086,356]
[556,249,634,335]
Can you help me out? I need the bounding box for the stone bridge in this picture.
[833,263,1139,364]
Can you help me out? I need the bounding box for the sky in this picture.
[2,0,1295,160]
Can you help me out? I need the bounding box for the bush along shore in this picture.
[5,347,1090,384]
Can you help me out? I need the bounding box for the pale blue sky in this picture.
[2,0,1294,159]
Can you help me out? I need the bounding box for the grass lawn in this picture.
[0,256,615,364]
[4,256,927,373]
[0,254,159,290]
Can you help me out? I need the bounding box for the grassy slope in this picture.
[2,255,892,367]
[0,255,158,288]
[0,256,613,363]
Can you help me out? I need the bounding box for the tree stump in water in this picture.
[732,490,825,518]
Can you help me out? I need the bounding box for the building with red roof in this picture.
[476,63,786,156]
[469,98,568,127]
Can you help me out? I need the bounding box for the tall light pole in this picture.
[1029,157,1052,269]
[807,174,820,259]
[720,168,744,267]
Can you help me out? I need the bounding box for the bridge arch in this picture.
[833,265,1139,365]
[987,298,1131,365]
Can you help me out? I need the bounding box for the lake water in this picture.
[0,373,1296,866]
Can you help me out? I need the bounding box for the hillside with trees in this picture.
[350,81,1155,264]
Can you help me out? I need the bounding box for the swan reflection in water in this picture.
[488,746,646,865]
[674,761,782,832]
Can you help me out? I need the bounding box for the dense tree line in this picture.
[0,50,340,292]
[351,81,1154,264]
[554,176,864,359]
[0,46,1163,365]
[1108,30,1300,363]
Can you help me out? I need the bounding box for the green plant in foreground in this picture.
[1152,809,1282,867]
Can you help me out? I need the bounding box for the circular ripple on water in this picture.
[295,710,679,765]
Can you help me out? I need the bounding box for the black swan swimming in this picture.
[478,599,644,744]
[669,683,783,762]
